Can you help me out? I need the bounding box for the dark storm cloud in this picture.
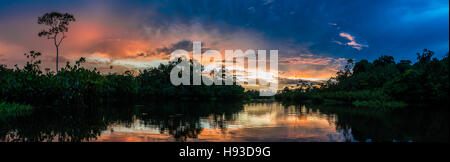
[156,40,194,54]
[132,40,210,59]
[102,0,448,60]
[1,0,447,61]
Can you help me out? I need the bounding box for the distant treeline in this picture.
[0,51,247,107]
[276,49,449,109]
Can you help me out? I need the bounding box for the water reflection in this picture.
[0,102,448,142]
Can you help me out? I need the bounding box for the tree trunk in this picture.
[56,45,59,75]
[54,36,59,76]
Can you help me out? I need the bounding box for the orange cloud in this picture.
[278,55,346,80]
[279,57,332,66]
[282,69,337,80]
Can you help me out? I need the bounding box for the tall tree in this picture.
[416,49,434,64]
[38,12,76,74]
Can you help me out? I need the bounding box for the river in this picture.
[1,102,447,142]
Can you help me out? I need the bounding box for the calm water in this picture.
[0,102,448,142]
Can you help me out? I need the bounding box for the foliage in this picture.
[136,58,245,101]
[0,102,33,120]
[243,90,274,101]
[0,51,246,107]
[276,49,449,109]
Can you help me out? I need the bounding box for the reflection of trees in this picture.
[0,105,136,142]
[304,104,449,142]
[2,101,447,142]
[134,102,244,141]
[0,102,245,142]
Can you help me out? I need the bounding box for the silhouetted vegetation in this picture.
[242,90,274,101]
[136,58,245,101]
[38,12,76,75]
[276,49,449,109]
[0,102,33,120]
[0,51,246,108]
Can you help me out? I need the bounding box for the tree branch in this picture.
[57,32,66,46]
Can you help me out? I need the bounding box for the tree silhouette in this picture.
[38,12,76,75]
[373,55,395,66]
[416,49,434,64]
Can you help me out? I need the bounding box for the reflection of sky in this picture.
[94,103,350,142]
[0,0,448,80]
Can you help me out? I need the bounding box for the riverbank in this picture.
[275,89,408,109]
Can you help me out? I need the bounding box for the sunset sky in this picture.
[0,0,448,80]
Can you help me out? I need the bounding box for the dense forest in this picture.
[1,48,449,114]
[276,49,449,109]
[0,51,246,111]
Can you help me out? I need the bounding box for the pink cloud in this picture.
[339,32,368,50]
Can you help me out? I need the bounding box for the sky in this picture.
[0,0,448,81]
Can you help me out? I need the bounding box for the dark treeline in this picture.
[276,49,449,109]
[0,51,246,107]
